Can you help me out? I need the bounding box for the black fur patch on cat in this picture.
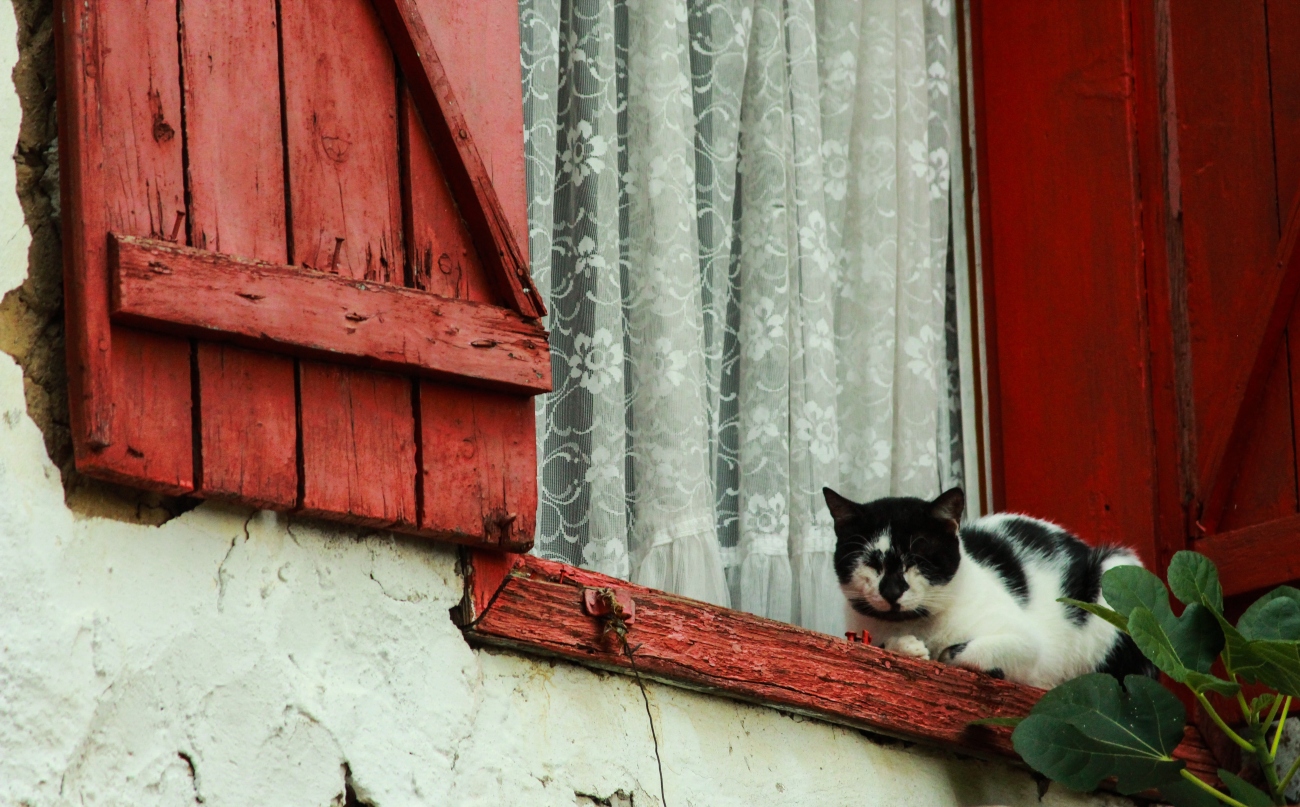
[961,525,1030,603]
[1059,542,1107,626]
[1097,631,1158,680]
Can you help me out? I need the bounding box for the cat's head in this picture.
[823,487,965,621]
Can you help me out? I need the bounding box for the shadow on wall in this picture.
[0,0,201,526]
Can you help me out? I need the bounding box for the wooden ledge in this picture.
[460,553,1218,785]
[109,234,552,394]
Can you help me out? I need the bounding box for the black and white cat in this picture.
[823,486,1156,688]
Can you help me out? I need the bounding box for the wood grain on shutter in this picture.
[1273,1,1300,544]
[110,235,551,392]
[419,384,535,550]
[1171,0,1291,532]
[412,0,529,244]
[298,363,417,527]
[280,0,416,526]
[181,0,297,508]
[971,0,1158,562]
[371,0,541,318]
[1129,0,1198,573]
[401,88,493,302]
[56,0,193,492]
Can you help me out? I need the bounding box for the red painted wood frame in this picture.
[55,0,547,548]
[460,550,1220,792]
[969,0,1300,597]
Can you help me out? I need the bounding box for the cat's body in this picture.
[824,487,1156,689]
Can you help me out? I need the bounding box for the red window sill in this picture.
[458,551,1218,786]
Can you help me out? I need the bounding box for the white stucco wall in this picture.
[0,3,1137,805]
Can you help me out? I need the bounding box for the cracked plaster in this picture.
[0,1,1142,804]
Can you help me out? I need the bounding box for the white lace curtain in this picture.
[522,0,978,636]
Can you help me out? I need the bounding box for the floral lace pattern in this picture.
[523,0,969,636]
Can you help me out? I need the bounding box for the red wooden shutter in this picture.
[55,0,548,549]
[971,0,1300,596]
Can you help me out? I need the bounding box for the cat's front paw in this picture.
[883,635,931,660]
[939,640,1011,680]
[938,641,969,664]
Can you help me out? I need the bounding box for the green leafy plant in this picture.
[1005,551,1300,807]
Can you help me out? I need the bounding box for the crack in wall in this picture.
[334,763,375,807]
[176,751,204,804]
[215,512,254,610]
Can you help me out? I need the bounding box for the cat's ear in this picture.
[931,487,965,533]
[823,487,860,529]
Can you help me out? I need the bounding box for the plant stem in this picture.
[1248,719,1286,806]
[1267,696,1286,737]
[1197,691,1257,752]
[1240,690,1256,727]
[1179,768,1251,807]
[1273,697,1292,758]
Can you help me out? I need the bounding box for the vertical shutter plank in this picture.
[196,348,298,510]
[413,0,528,243]
[1171,1,1289,516]
[1271,0,1300,511]
[419,384,535,549]
[280,0,416,526]
[280,0,404,279]
[96,329,194,494]
[60,0,192,491]
[402,87,493,302]
[971,0,1157,559]
[300,364,417,527]
[407,1,537,550]
[181,0,297,508]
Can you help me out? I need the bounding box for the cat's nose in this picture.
[879,576,909,605]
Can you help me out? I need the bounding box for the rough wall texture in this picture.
[0,2,1137,805]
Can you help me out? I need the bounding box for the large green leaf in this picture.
[1167,551,1224,614]
[1214,610,1300,698]
[1102,565,1227,691]
[1012,674,1188,795]
[1059,598,1129,632]
[1103,566,1173,620]
[1128,605,1232,694]
[1239,587,1300,642]
[1218,770,1273,807]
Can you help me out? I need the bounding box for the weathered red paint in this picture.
[56,0,193,490]
[401,88,494,303]
[110,235,551,393]
[299,363,418,528]
[58,0,545,549]
[371,0,542,318]
[463,553,1219,785]
[181,0,296,508]
[196,346,298,510]
[419,385,535,550]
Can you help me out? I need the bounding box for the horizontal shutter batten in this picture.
[109,234,552,394]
